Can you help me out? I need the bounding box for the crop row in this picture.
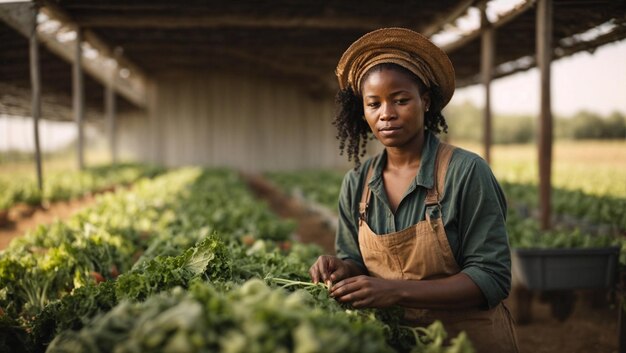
[0,168,471,353]
[501,182,626,232]
[265,170,344,211]
[266,170,624,258]
[0,163,164,212]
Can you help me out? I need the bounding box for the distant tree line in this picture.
[443,101,626,144]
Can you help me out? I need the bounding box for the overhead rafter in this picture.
[0,2,34,37]
[456,20,626,87]
[74,14,413,31]
[420,0,477,37]
[442,0,537,53]
[38,0,147,108]
[3,0,625,106]
[0,1,148,108]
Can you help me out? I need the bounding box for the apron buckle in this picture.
[425,202,442,232]
[359,202,368,225]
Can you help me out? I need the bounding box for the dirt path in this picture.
[244,173,620,353]
[244,173,335,254]
[0,196,97,250]
[506,290,618,353]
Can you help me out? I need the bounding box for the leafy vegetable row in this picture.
[0,168,471,353]
[267,170,625,240]
[265,170,344,211]
[267,170,625,266]
[502,182,626,232]
[0,163,164,212]
[45,279,471,353]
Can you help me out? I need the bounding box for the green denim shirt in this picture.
[335,131,512,309]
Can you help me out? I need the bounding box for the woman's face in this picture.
[361,68,430,149]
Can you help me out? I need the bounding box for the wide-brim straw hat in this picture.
[336,27,455,107]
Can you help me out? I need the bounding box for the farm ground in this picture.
[0,195,96,249]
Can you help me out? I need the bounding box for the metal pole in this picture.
[480,1,494,164]
[537,0,553,230]
[105,72,117,164]
[29,4,43,191]
[73,28,85,170]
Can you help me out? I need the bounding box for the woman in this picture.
[309,28,519,352]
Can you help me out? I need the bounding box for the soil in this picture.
[243,173,336,254]
[0,196,98,250]
[244,173,621,353]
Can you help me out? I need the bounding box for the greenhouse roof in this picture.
[1,0,625,119]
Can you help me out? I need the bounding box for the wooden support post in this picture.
[617,293,626,353]
[514,286,534,325]
[480,1,494,164]
[73,28,85,170]
[617,266,626,353]
[29,4,43,192]
[537,0,553,230]
[105,72,117,164]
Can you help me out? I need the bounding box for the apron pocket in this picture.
[360,246,403,280]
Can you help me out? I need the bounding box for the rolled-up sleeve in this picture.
[335,171,367,271]
[456,157,511,309]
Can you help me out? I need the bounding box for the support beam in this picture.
[480,1,494,164]
[29,3,43,192]
[537,0,553,230]
[1,1,148,109]
[75,13,402,31]
[105,71,117,164]
[73,28,85,170]
[443,0,536,53]
[0,1,34,37]
[421,0,476,37]
[456,23,626,88]
[456,20,626,88]
[40,1,147,108]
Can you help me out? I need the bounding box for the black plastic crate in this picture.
[512,247,620,290]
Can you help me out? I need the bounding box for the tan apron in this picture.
[357,143,519,353]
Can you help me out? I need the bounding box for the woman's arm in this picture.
[329,272,486,309]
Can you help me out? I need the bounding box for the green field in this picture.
[454,140,626,197]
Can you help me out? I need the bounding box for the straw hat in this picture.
[336,27,455,107]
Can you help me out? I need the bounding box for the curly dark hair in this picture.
[332,63,448,168]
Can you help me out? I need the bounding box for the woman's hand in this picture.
[330,276,401,308]
[331,273,486,310]
[309,256,363,286]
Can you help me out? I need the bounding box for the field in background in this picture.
[0,148,110,177]
[2,140,625,197]
[452,140,626,197]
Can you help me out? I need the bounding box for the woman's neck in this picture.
[384,131,425,170]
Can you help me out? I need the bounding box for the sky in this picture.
[2,38,626,152]
[452,38,626,117]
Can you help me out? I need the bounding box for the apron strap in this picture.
[425,142,455,230]
[359,157,377,225]
[425,141,456,205]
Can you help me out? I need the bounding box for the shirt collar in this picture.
[368,130,440,190]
